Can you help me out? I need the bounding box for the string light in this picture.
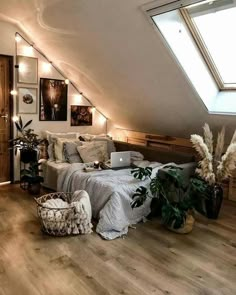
[12,116,19,122]
[15,34,22,42]
[65,79,69,85]
[42,61,52,72]
[10,90,17,95]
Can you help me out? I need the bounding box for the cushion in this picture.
[47,143,55,161]
[53,138,81,162]
[64,141,83,163]
[45,131,77,144]
[92,137,116,156]
[77,141,108,163]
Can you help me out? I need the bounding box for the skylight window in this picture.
[147,0,236,114]
[182,0,236,89]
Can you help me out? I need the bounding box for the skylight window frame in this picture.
[180,4,236,90]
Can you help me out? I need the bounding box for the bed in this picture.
[40,132,196,239]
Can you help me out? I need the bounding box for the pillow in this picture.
[53,138,81,162]
[47,143,55,161]
[64,141,83,163]
[92,137,116,156]
[45,131,77,144]
[77,141,108,163]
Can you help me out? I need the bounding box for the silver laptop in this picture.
[109,151,131,168]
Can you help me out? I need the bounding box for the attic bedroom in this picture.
[0,0,236,294]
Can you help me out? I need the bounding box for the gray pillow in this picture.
[92,138,116,157]
[64,141,83,163]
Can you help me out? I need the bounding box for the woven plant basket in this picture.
[35,192,78,236]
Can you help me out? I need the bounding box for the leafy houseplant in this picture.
[131,165,206,233]
[21,161,44,195]
[190,123,236,218]
[10,116,42,163]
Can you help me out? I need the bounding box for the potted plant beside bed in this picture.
[10,116,42,163]
[21,161,44,195]
[130,165,207,233]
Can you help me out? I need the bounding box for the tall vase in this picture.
[205,184,223,219]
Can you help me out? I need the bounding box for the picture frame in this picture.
[17,87,37,114]
[71,105,93,126]
[17,55,38,84]
[39,78,68,121]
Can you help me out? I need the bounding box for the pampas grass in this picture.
[191,125,236,184]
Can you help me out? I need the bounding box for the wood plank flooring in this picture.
[0,184,236,295]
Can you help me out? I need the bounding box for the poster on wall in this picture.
[39,78,68,121]
[17,56,38,84]
[71,105,93,126]
[17,87,37,114]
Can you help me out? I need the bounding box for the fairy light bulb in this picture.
[15,34,22,42]
[42,62,52,72]
[10,90,17,95]
[12,116,19,122]
[65,79,69,85]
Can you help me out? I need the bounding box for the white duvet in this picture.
[57,162,163,240]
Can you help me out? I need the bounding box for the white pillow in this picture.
[77,141,108,163]
[45,131,77,144]
[54,138,81,162]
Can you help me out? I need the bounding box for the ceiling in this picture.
[0,0,236,140]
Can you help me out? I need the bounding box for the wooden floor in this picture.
[0,185,236,295]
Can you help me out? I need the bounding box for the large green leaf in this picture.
[131,186,149,208]
[131,167,152,180]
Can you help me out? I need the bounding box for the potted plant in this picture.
[191,124,236,219]
[10,116,42,163]
[131,165,206,233]
[21,161,44,195]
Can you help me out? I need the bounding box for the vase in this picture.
[205,184,223,219]
[20,149,37,164]
[167,213,195,234]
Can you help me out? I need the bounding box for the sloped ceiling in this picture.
[0,0,236,139]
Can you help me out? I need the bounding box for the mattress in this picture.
[41,160,71,191]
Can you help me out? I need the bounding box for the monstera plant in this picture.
[131,165,208,233]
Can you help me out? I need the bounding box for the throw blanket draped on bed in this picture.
[57,162,164,240]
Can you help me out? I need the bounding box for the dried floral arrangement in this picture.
[190,124,236,185]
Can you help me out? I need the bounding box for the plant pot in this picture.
[205,183,223,219]
[21,149,37,164]
[28,183,41,195]
[167,213,195,234]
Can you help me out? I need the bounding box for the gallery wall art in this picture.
[17,87,37,114]
[39,78,68,121]
[71,105,93,126]
[17,55,38,84]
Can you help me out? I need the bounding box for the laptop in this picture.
[103,151,131,169]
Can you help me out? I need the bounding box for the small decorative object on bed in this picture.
[39,78,68,121]
[191,123,236,219]
[35,191,93,236]
[131,165,205,233]
[71,105,92,126]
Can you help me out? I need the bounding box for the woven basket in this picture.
[35,192,78,236]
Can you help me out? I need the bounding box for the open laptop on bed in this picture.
[101,151,132,170]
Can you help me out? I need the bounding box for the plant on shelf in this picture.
[21,161,44,195]
[10,116,42,163]
[131,165,206,233]
[190,123,236,218]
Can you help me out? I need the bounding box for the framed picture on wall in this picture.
[71,105,93,126]
[17,87,37,114]
[17,55,38,84]
[39,78,68,121]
